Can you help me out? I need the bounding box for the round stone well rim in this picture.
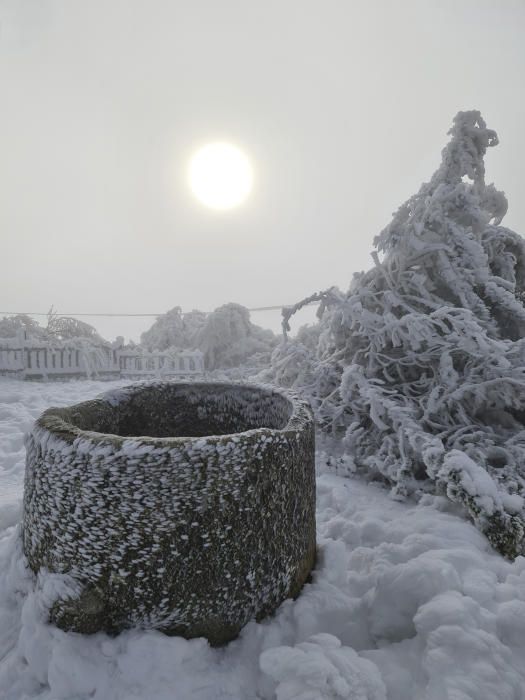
[34,380,313,449]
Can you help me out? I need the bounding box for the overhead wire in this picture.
[0,303,319,318]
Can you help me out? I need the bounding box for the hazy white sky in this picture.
[1,0,525,340]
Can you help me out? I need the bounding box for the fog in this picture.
[1,0,524,340]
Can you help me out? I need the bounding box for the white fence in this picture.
[118,349,204,379]
[0,331,205,381]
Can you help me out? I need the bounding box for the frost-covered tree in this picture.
[140,307,185,350]
[0,313,103,343]
[140,303,276,370]
[197,303,277,370]
[272,111,525,558]
[0,314,44,338]
[46,314,104,342]
[182,309,209,348]
[140,307,207,351]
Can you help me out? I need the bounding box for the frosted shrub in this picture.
[195,303,276,370]
[140,307,207,351]
[141,303,276,370]
[273,112,525,558]
[46,315,103,342]
[0,314,44,338]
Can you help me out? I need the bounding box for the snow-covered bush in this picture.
[0,314,44,338]
[140,307,207,351]
[271,111,525,558]
[46,314,104,343]
[197,303,277,370]
[141,303,276,370]
[0,313,105,345]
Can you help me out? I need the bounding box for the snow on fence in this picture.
[0,331,205,381]
[118,349,205,380]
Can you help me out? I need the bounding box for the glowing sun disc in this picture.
[188,142,253,210]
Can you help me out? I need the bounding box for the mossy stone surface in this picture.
[22,381,316,644]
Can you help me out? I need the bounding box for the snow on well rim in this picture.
[33,380,312,449]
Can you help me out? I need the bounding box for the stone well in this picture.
[22,381,316,643]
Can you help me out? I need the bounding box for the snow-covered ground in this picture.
[0,379,524,700]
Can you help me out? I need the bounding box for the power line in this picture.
[0,311,164,318]
[0,303,319,319]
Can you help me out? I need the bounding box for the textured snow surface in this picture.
[1,378,525,699]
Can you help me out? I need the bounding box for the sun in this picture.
[188,142,253,210]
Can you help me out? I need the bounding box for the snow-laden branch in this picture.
[269,111,525,558]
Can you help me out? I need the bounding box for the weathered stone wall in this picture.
[22,381,316,644]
